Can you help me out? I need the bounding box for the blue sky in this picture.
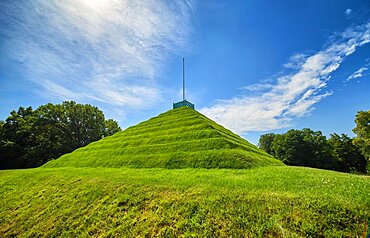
[1,0,370,144]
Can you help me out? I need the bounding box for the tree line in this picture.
[0,101,121,169]
[258,110,370,174]
[1,101,368,173]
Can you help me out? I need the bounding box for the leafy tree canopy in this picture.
[258,133,276,155]
[0,101,121,169]
[328,133,367,173]
[353,110,370,160]
[268,128,334,169]
[259,128,367,174]
[104,119,121,137]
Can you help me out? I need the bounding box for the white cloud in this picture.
[200,22,370,134]
[283,53,307,69]
[1,0,194,108]
[243,83,274,92]
[346,66,368,81]
[345,8,352,16]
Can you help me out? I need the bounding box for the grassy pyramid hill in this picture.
[44,107,283,169]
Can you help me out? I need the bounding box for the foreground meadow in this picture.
[1,166,369,237]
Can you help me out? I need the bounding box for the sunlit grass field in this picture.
[1,166,369,237]
[1,108,369,237]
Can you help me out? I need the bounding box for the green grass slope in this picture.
[1,166,369,237]
[44,107,282,169]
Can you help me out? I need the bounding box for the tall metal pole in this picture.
[183,58,185,101]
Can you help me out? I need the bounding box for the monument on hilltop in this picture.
[43,58,282,170]
[173,58,195,110]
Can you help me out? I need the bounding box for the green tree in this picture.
[353,110,370,160]
[0,107,37,168]
[59,101,106,149]
[270,130,306,166]
[353,110,370,173]
[258,133,276,155]
[300,128,334,169]
[104,119,121,136]
[328,133,367,173]
[0,101,121,169]
[270,129,335,170]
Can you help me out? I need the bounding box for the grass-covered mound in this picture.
[1,166,369,237]
[44,107,282,169]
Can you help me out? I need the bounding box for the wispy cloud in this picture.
[345,8,352,16]
[243,83,274,92]
[201,22,370,134]
[346,66,368,81]
[0,0,193,108]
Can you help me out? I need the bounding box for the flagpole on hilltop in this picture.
[183,58,185,101]
[173,57,194,110]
